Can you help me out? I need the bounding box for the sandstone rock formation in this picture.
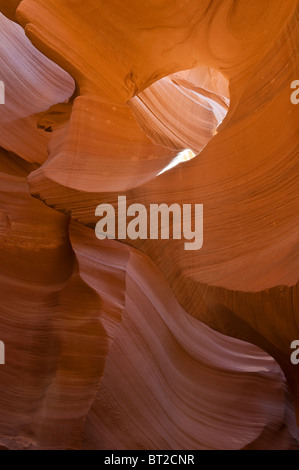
[0,0,298,449]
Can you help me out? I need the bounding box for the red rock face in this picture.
[0,0,298,450]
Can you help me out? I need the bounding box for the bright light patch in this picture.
[158,149,196,176]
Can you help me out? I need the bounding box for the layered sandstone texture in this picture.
[0,0,298,450]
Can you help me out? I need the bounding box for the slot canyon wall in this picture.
[0,0,298,450]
